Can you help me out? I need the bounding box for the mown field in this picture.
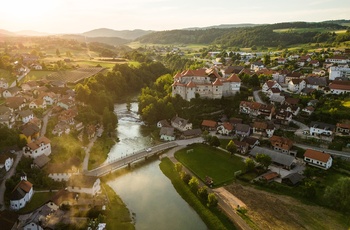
[273,28,346,33]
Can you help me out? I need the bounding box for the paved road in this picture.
[253,90,264,104]
[10,66,30,87]
[0,151,23,210]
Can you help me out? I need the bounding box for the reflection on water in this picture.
[108,161,207,230]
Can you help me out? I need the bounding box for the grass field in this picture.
[24,70,54,81]
[0,69,15,83]
[175,143,246,186]
[17,191,54,214]
[273,28,345,33]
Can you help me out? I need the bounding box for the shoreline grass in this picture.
[159,157,236,230]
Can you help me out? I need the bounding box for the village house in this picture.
[217,122,233,135]
[181,129,202,139]
[40,92,58,105]
[309,121,335,138]
[235,123,250,137]
[301,106,315,116]
[5,97,27,112]
[288,79,306,93]
[275,110,293,125]
[2,86,21,98]
[329,66,350,80]
[233,140,249,154]
[280,104,300,116]
[18,110,34,124]
[57,98,75,110]
[23,136,51,159]
[252,121,275,137]
[221,66,244,77]
[160,127,176,141]
[305,76,327,91]
[0,153,14,171]
[325,56,350,65]
[269,135,296,156]
[33,154,51,168]
[242,136,260,149]
[201,120,217,131]
[171,116,192,132]
[19,123,40,144]
[0,113,14,128]
[329,80,350,94]
[239,101,275,119]
[262,80,282,94]
[67,175,101,195]
[304,149,332,170]
[157,119,171,128]
[10,173,33,210]
[29,98,47,109]
[285,72,303,84]
[336,122,350,135]
[171,69,241,101]
[250,61,264,71]
[310,60,320,67]
[52,121,71,136]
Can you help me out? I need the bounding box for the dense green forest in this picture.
[136,21,350,47]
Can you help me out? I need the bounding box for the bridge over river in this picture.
[84,142,178,177]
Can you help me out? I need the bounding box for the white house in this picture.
[309,121,335,137]
[159,127,175,141]
[0,153,14,171]
[304,149,332,170]
[217,122,233,135]
[262,80,282,94]
[329,81,350,95]
[171,116,192,132]
[10,173,34,210]
[288,79,306,93]
[325,56,349,65]
[23,136,51,159]
[29,99,47,109]
[329,66,350,80]
[18,110,34,124]
[67,175,101,195]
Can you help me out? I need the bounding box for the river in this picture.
[107,102,207,230]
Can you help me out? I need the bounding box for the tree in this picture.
[175,162,183,173]
[56,49,60,57]
[197,186,208,201]
[226,140,237,156]
[209,136,220,147]
[324,177,350,211]
[207,193,218,207]
[255,153,272,170]
[244,158,256,172]
[263,53,271,66]
[180,171,191,184]
[188,176,199,192]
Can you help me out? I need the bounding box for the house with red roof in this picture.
[329,80,350,95]
[23,136,51,159]
[217,122,233,135]
[336,122,350,135]
[304,149,332,169]
[201,120,217,131]
[10,173,34,210]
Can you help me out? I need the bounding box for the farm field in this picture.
[225,183,349,230]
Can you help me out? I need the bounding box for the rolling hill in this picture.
[82,28,153,40]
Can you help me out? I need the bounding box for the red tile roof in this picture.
[227,74,241,82]
[201,120,217,128]
[304,149,331,163]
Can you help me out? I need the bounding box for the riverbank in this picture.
[159,157,236,230]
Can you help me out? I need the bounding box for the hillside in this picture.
[136,21,350,47]
[82,28,153,40]
[61,34,130,46]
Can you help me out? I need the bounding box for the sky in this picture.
[1,0,350,34]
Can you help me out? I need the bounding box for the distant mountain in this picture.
[183,23,260,30]
[16,30,50,36]
[61,34,129,46]
[0,29,16,36]
[82,28,153,40]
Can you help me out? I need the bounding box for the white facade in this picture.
[23,137,51,159]
[10,180,34,210]
[329,66,350,80]
[23,222,43,230]
[0,157,14,171]
[67,177,101,195]
[48,172,77,182]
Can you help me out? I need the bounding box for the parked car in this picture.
[146,148,152,152]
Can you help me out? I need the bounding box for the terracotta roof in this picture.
[212,78,223,86]
[263,172,279,180]
[240,101,261,110]
[329,81,350,90]
[253,121,267,129]
[269,135,293,150]
[26,136,51,150]
[304,149,331,163]
[201,120,217,128]
[266,80,277,89]
[337,123,350,129]
[11,180,33,200]
[186,81,196,88]
[20,123,40,137]
[285,97,300,105]
[227,74,241,82]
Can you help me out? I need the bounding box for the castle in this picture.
[171,68,241,101]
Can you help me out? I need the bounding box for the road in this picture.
[40,109,52,137]
[295,143,350,159]
[10,66,30,87]
[82,127,104,172]
[253,90,264,104]
[0,151,23,210]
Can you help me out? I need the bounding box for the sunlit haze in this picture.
[1,0,350,33]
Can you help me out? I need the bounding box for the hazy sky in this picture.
[1,0,349,33]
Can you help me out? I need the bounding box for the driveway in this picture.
[253,90,265,104]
